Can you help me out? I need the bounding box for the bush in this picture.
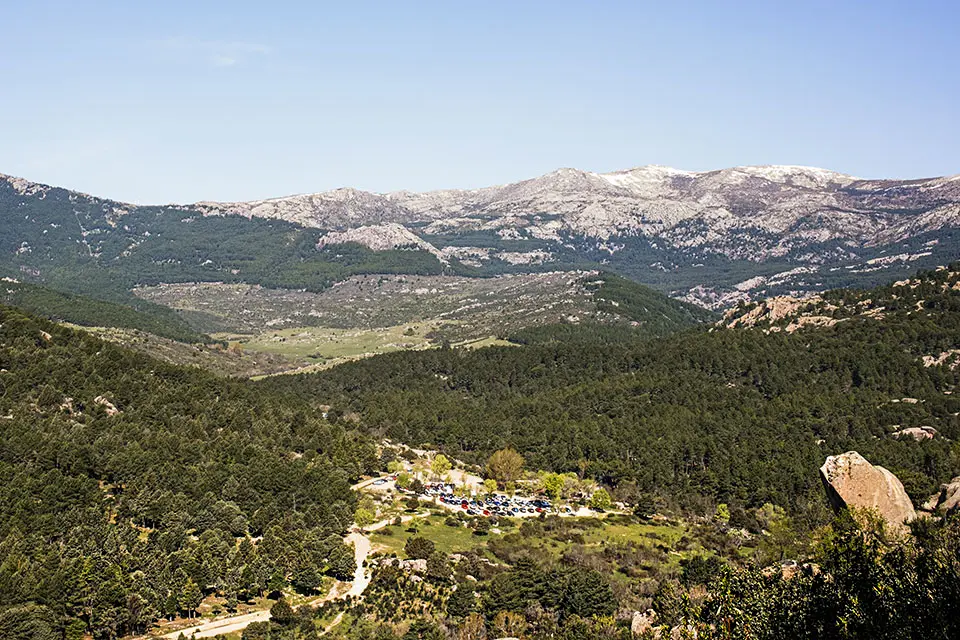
[405,536,436,560]
[426,550,452,581]
[680,554,725,588]
[242,621,273,640]
[590,488,612,511]
[269,599,296,626]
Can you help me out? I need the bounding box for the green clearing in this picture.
[223,322,516,376]
[582,518,687,547]
[455,335,517,350]
[367,510,707,572]
[217,323,437,360]
[370,514,508,557]
[500,516,692,560]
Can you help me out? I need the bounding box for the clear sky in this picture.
[1,0,958,203]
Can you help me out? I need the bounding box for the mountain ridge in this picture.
[4,164,960,311]
[8,163,958,218]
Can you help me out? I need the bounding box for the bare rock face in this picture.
[820,452,916,533]
[892,426,937,441]
[926,477,960,515]
[631,610,659,636]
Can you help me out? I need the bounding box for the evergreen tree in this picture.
[179,578,203,619]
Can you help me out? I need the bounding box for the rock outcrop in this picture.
[631,610,658,636]
[820,451,916,533]
[376,557,428,574]
[892,426,937,441]
[925,476,960,515]
[94,395,120,416]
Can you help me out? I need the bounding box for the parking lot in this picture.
[419,482,574,518]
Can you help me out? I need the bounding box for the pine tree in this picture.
[179,578,202,619]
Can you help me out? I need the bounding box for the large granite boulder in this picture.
[820,451,916,533]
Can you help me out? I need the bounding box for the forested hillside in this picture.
[0,306,375,638]
[267,268,960,521]
[4,267,960,638]
[0,176,443,303]
[0,281,207,343]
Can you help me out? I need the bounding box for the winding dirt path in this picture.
[157,514,410,639]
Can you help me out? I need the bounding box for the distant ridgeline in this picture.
[0,176,446,304]
[5,168,960,323]
[0,304,376,638]
[267,266,960,518]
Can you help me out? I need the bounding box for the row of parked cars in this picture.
[421,483,573,518]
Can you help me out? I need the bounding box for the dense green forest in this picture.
[266,268,960,521]
[0,281,207,343]
[2,266,960,638]
[587,273,714,329]
[0,305,376,639]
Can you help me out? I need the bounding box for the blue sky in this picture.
[1,0,957,203]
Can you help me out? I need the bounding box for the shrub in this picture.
[405,536,436,560]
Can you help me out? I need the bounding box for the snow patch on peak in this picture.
[600,165,696,183]
[714,165,858,186]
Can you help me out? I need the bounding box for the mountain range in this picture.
[3,164,959,315]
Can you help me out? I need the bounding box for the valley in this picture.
[4,4,958,638]
[2,259,960,639]
[2,167,960,639]
[3,164,960,382]
[133,272,601,336]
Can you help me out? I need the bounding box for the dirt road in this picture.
[157,514,411,639]
[344,531,371,597]
[161,609,272,639]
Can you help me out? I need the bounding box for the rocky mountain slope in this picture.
[3,165,960,312]
[721,263,960,332]
[191,164,960,305]
[195,165,960,250]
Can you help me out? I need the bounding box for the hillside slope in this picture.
[264,266,960,514]
[0,304,374,638]
[0,280,208,343]
[722,263,960,336]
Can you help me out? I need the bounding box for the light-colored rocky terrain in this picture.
[195,165,960,263]
[5,164,960,310]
